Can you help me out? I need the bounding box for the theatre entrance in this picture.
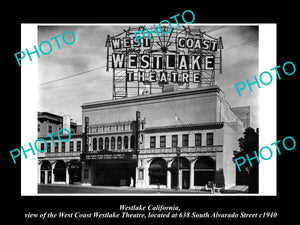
[92,161,136,186]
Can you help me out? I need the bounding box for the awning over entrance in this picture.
[80,151,137,161]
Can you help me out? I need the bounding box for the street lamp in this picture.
[176,147,181,190]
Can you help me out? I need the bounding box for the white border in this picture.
[258,24,277,195]
[21,23,276,196]
[21,24,38,195]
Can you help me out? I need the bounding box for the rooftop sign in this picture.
[106,26,223,99]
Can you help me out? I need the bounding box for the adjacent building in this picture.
[37,112,83,185]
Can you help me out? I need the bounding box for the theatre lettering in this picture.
[112,53,214,83]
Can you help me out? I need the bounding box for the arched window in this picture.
[92,138,97,150]
[53,160,66,182]
[40,160,52,184]
[99,138,103,150]
[117,136,122,150]
[149,158,167,185]
[41,160,52,171]
[111,137,116,150]
[105,137,109,150]
[130,135,135,149]
[194,156,215,186]
[124,136,129,149]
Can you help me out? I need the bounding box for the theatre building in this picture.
[37,112,83,185]
[81,85,249,189]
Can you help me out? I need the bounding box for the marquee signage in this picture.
[106,26,223,99]
[80,151,137,161]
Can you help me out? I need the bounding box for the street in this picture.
[38,184,210,194]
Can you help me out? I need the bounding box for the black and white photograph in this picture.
[35,25,259,195]
[4,5,298,225]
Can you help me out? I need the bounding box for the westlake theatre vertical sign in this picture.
[106,26,223,99]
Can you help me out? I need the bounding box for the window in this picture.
[160,136,166,148]
[99,138,103,150]
[93,138,97,150]
[172,135,178,147]
[69,141,73,152]
[182,134,189,147]
[207,133,213,146]
[62,142,66,152]
[105,137,109,150]
[149,158,167,185]
[150,136,156,148]
[138,169,144,180]
[40,143,45,151]
[130,135,135,149]
[38,124,40,132]
[111,137,116,150]
[124,136,129,149]
[47,143,51,153]
[48,125,52,133]
[76,141,81,152]
[195,133,202,147]
[117,136,122,149]
[54,142,59,152]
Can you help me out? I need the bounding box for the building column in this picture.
[144,161,150,188]
[44,171,48,184]
[167,160,172,189]
[37,162,41,184]
[51,161,56,184]
[178,170,182,190]
[189,160,195,189]
[66,163,69,184]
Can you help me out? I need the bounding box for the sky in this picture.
[38,25,258,127]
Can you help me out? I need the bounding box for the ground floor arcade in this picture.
[38,159,82,185]
[136,155,225,189]
[38,154,229,189]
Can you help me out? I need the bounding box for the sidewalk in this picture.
[38,183,248,194]
[38,183,210,194]
[222,185,248,193]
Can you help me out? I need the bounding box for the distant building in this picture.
[37,112,83,185]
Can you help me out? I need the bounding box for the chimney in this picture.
[63,115,71,134]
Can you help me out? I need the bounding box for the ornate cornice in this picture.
[82,85,221,109]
